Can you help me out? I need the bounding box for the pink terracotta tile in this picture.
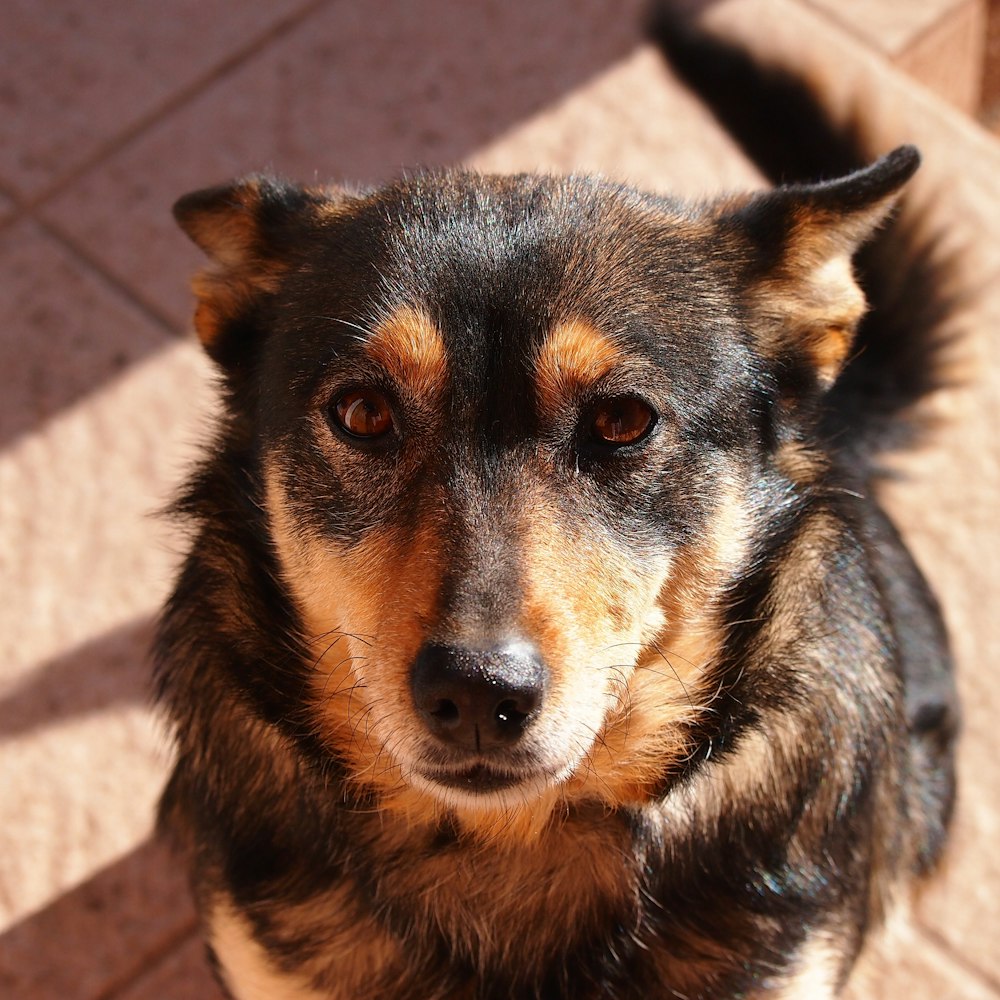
[804,0,974,57]
[0,219,214,962]
[843,918,1000,999]
[112,935,225,1000]
[894,0,987,113]
[880,271,1000,983]
[0,222,213,679]
[0,219,172,450]
[467,45,762,193]
[0,0,313,199]
[0,837,197,1000]
[41,0,650,330]
[0,631,172,936]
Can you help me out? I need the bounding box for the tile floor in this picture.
[2,1,998,996]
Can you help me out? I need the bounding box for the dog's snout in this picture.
[411,643,547,751]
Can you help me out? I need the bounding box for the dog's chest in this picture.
[380,815,640,957]
[212,812,648,998]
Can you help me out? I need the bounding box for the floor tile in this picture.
[0,222,213,677]
[41,0,649,330]
[0,219,174,452]
[843,919,1000,999]
[805,0,973,57]
[0,308,213,934]
[0,219,215,989]
[112,935,224,1000]
[0,837,197,1000]
[0,0,315,200]
[880,274,1000,984]
[467,45,763,193]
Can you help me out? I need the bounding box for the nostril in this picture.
[430,698,460,727]
[410,642,548,751]
[495,698,529,728]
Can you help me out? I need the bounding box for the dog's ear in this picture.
[724,145,920,390]
[173,176,349,364]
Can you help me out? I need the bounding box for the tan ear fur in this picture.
[738,146,920,388]
[173,178,290,351]
[173,177,355,356]
[749,220,872,388]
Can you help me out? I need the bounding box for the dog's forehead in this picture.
[361,302,628,409]
[267,173,748,435]
[331,174,719,368]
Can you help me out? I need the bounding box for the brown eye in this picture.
[332,389,394,439]
[590,396,655,445]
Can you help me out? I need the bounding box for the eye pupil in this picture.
[333,389,393,438]
[591,397,654,445]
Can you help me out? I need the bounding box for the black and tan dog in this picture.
[156,23,959,1000]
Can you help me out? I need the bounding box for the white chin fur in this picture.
[403,762,575,813]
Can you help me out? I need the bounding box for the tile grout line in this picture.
[0,176,24,235]
[17,0,334,217]
[801,0,981,62]
[0,207,26,236]
[33,214,185,337]
[917,923,1000,995]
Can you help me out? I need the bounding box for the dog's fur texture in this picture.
[155,16,960,1000]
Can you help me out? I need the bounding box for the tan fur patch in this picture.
[266,452,752,840]
[534,318,624,417]
[749,252,866,387]
[521,472,751,810]
[210,890,403,1000]
[371,808,632,973]
[773,931,843,1000]
[177,179,292,351]
[210,898,332,1000]
[190,263,287,348]
[365,305,448,398]
[265,460,447,812]
[515,494,673,799]
[582,477,750,805]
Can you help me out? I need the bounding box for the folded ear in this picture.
[173,177,347,364]
[725,145,920,389]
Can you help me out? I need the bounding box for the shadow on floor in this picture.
[0,837,197,1000]
[2,0,649,453]
[0,617,155,740]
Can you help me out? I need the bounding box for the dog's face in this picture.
[175,154,916,834]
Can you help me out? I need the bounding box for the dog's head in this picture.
[175,151,917,836]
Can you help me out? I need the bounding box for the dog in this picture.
[155,16,959,999]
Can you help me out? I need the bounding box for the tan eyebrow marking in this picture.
[365,305,448,396]
[534,318,624,417]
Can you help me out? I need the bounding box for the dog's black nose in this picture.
[411,643,546,751]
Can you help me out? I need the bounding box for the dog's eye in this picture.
[332,389,394,439]
[590,396,655,446]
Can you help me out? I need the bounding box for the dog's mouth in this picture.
[414,760,563,798]
[428,763,527,792]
